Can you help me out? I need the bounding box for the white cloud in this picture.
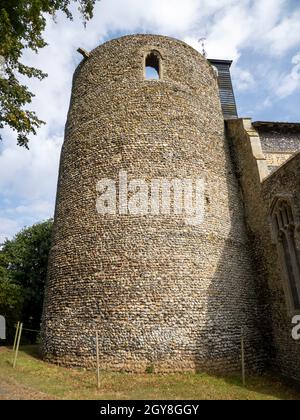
[264,9,300,56]
[0,129,62,200]
[0,127,62,240]
[276,52,300,98]
[0,217,22,244]
[183,0,297,59]
[0,200,54,244]
[232,65,255,91]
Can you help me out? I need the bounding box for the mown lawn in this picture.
[0,346,299,400]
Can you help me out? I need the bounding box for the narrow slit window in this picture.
[145,52,160,80]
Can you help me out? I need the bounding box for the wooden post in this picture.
[241,327,245,386]
[13,323,23,369]
[12,322,20,353]
[96,330,100,389]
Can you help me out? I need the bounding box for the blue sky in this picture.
[0,0,300,242]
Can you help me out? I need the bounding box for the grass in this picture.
[0,345,299,400]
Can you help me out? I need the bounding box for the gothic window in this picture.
[272,198,300,312]
[145,51,161,80]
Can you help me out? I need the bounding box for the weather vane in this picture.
[198,37,207,58]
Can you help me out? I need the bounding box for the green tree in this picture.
[0,277,24,343]
[0,0,96,148]
[0,219,53,341]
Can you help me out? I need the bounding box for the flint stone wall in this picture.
[257,126,300,173]
[41,35,264,372]
[261,154,300,382]
[227,119,300,383]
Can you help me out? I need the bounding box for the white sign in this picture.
[0,316,5,339]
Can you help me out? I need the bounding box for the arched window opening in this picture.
[145,51,161,80]
[272,198,300,311]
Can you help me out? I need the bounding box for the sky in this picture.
[0,0,300,242]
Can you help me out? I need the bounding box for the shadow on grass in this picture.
[9,346,300,400]
[19,345,42,361]
[222,372,300,400]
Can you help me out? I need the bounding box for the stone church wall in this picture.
[41,35,265,373]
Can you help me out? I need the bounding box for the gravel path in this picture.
[0,377,55,400]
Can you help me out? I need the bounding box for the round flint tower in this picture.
[41,35,262,372]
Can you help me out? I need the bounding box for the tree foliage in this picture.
[0,219,53,342]
[0,277,24,342]
[0,0,96,147]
